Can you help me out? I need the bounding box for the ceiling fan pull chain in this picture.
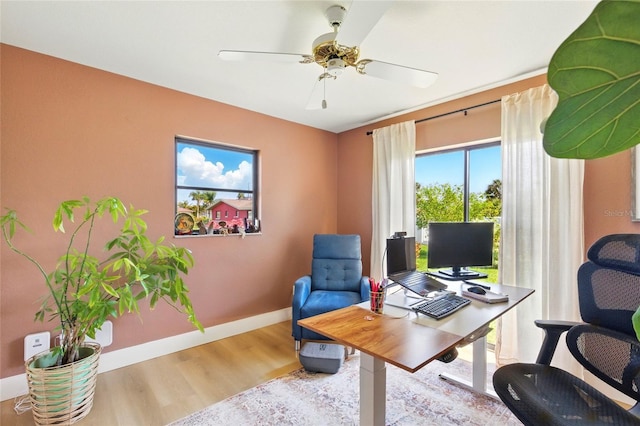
[322,66,328,109]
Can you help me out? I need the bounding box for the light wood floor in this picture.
[0,321,301,425]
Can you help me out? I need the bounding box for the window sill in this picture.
[174,232,262,239]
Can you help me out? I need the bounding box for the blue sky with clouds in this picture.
[176,142,253,203]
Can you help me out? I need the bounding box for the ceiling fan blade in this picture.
[358,60,438,88]
[218,50,312,63]
[335,0,394,47]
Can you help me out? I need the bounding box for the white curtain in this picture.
[370,121,416,282]
[497,84,584,376]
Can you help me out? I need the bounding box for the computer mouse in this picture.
[467,286,486,295]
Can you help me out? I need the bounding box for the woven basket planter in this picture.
[25,343,101,425]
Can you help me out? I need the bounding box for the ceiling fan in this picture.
[218,2,438,109]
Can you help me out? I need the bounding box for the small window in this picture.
[175,137,259,236]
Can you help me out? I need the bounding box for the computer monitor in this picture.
[427,222,494,280]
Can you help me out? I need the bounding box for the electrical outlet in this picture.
[24,332,50,361]
[85,320,113,347]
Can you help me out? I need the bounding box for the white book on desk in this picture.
[462,289,509,304]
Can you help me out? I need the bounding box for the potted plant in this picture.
[0,196,203,424]
[541,0,640,337]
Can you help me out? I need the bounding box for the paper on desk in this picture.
[462,289,509,304]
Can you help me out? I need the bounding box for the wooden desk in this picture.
[298,305,463,372]
[298,282,534,426]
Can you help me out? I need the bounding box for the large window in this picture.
[175,137,259,236]
[415,142,501,280]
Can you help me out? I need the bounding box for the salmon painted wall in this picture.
[4,45,639,380]
[337,74,640,275]
[0,45,338,378]
[584,151,640,246]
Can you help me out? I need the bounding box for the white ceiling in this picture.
[1,1,599,133]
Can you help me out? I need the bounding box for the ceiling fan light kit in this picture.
[327,58,346,76]
[219,3,437,109]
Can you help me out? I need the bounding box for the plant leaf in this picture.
[101,283,119,298]
[633,305,640,341]
[543,0,640,159]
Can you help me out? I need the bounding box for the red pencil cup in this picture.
[369,289,386,314]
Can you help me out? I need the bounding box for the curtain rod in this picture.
[365,98,501,136]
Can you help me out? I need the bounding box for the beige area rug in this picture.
[169,351,521,426]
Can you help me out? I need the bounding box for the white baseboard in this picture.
[1,307,291,401]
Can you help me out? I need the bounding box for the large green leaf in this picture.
[543,0,640,159]
[634,306,640,341]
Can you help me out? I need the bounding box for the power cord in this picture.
[14,394,30,415]
[380,246,388,280]
[383,310,411,319]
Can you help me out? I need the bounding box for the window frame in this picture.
[175,136,259,236]
[416,140,500,221]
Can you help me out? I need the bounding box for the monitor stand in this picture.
[427,268,488,281]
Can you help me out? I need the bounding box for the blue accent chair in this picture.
[292,234,370,350]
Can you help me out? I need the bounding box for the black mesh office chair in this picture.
[493,234,640,425]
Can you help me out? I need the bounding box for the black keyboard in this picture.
[412,294,471,319]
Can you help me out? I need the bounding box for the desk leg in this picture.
[472,336,487,391]
[438,336,498,399]
[360,353,386,426]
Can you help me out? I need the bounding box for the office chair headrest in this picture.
[578,234,640,336]
[587,234,640,275]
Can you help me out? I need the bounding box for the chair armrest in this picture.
[534,320,582,365]
[360,276,370,301]
[293,276,312,311]
[292,276,312,340]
